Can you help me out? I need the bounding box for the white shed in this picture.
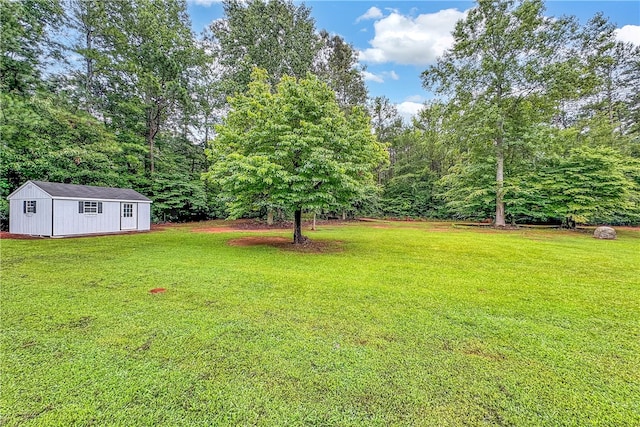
[8,180,152,237]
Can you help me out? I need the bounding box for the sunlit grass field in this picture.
[2,220,639,426]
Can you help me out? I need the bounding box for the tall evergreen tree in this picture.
[314,30,367,109]
[577,13,639,138]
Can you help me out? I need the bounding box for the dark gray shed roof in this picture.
[30,181,151,202]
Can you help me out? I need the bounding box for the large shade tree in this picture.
[204,69,387,244]
[422,0,581,226]
[516,145,634,226]
[73,0,202,174]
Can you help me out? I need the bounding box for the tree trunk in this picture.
[312,212,316,231]
[293,209,306,244]
[147,129,155,174]
[204,113,209,146]
[494,121,506,227]
[146,106,160,174]
[85,27,93,108]
[267,208,274,226]
[495,151,505,227]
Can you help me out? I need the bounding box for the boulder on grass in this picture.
[593,226,616,240]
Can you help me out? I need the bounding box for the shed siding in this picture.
[8,181,152,236]
[138,203,151,230]
[9,198,53,235]
[11,183,50,200]
[53,200,122,236]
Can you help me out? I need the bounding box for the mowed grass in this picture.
[1,220,639,426]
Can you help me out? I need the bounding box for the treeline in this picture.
[1,0,638,228]
[381,2,640,226]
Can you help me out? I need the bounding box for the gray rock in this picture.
[593,226,616,240]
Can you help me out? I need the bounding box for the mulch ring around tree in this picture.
[227,236,343,253]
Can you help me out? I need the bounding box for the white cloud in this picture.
[356,7,383,23]
[396,101,424,122]
[359,8,467,66]
[363,71,384,83]
[362,70,400,83]
[188,0,222,5]
[615,25,640,46]
[405,95,425,103]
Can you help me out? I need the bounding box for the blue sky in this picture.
[187,0,640,120]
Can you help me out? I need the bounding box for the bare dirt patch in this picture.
[0,231,40,240]
[206,219,292,231]
[151,223,175,231]
[0,230,149,239]
[197,227,279,234]
[227,236,343,253]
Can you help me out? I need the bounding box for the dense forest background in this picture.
[2,0,639,228]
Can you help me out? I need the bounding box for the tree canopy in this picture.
[209,0,320,93]
[204,69,387,243]
[422,0,584,226]
[1,0,638,230]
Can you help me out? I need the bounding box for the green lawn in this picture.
[2,221,639,426]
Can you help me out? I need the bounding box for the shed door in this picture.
[120,203,137,230]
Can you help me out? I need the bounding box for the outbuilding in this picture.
[8,180,152,237]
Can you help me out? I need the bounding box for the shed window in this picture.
[123,203,133,218]
[23,200,37,214]
[79,201,103,214]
